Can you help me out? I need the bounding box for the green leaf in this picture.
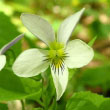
[57,100,67,110]
[42,68,55,108]
[32,108,43,110]
[66,98,97,110]
[0,12,21,56]
[0,103,8,110]
[66,91,110,110]
[0,69,42,101]
[49,98,57,110]
[90,20,110,39]
[70,92,106,107]
[68,69,76,80]
[99,99,110,110]
[80,64,110,87]
[88,36,97,47]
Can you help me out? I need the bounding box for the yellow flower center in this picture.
[44,41,67,74]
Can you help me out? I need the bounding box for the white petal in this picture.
[21,13,55,46]
[0,55,6,71]
[12,49,49,77]
[65,39,94,68]
[50,64,68,100]
[57,8,85,44]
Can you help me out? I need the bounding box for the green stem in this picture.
[30,77,45,108]
[36,99,45,107]
[21,100,25,110]
[4,49,16,67]
[6,49,16,60]
[42,77,48,110]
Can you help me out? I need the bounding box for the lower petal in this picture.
[50,63,68,100]
[13,49,49,77]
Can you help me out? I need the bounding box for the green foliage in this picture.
[66,98,97,110]
[41,68,56,109]
[32,108,43,110]
[88,36,97,47]
[0,103,8,110]
[0,69,42,101]
[66,91,110,110]
[90,20,110,39]
[0,12,21,56]
[80,64,110,87]
[99,100,110,110]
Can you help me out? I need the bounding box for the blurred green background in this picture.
[0,0,110,110]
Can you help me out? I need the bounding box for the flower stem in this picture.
[42,77,48,110]
[36,99,44,107]
[21,100,25,110]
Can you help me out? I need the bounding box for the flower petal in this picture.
[21,13,55,46]
[57,8,85,45]
[65,39,94,68]
[0,34,24,54]
[0,55,6,71]
[12,49,49,77]
[50,64,68,100]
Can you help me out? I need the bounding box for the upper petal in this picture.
[21,13,55,46]
[57,8,85,45]
[12,49,49,77]
[50,64,68,100]
[0,55,6,71]
[65,39,94,68]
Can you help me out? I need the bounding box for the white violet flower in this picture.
[12,8,94,100]
[0,34,24,71]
